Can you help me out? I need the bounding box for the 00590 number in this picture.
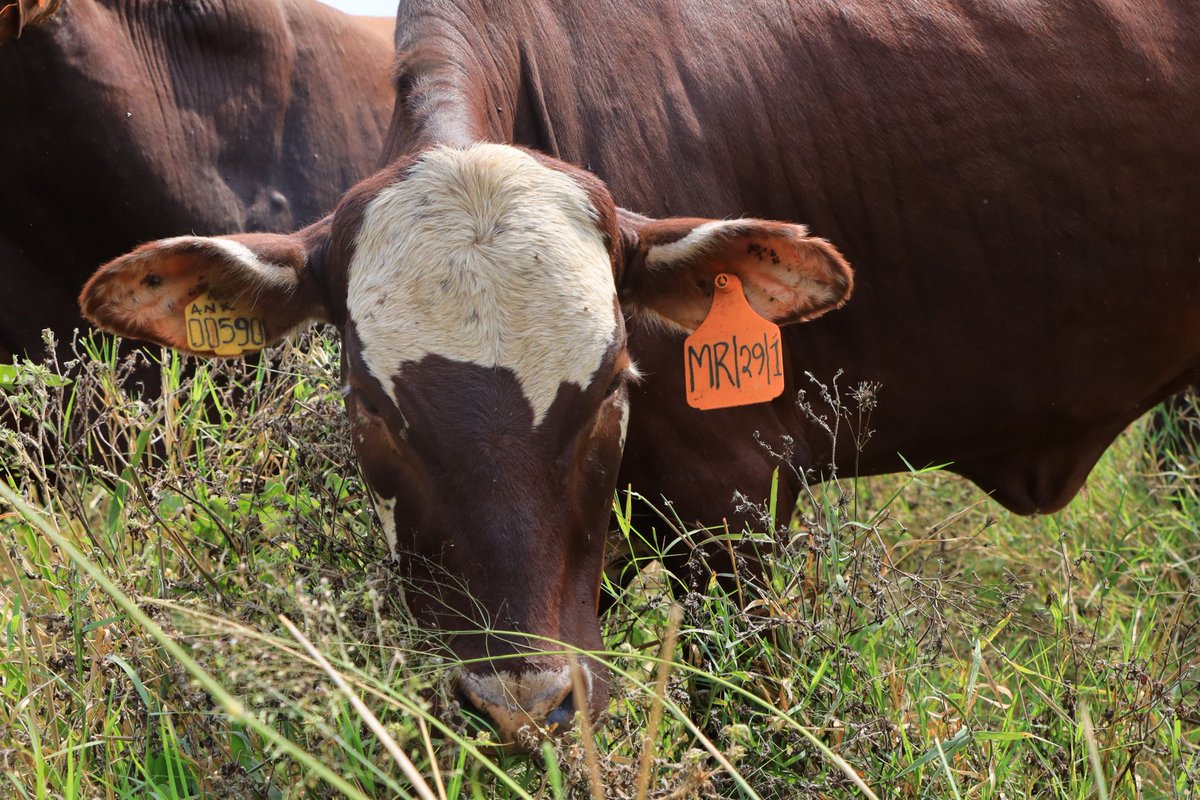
[187,316,265,352]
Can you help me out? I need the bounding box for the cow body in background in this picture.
[385,0,1200,518]
[0,0,395,361]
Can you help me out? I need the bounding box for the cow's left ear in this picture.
[618,212,853,332]
[80,221,333,356]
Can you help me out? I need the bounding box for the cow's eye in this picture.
[604,374,624,399]
[357,392,382,419]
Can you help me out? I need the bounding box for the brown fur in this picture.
[80,0,1200,742]
[354,0,1200,733]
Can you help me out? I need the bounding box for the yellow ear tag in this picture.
[683,273,785,410]
[184,291,267,356]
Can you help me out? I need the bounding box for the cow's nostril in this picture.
[545,693,575,733]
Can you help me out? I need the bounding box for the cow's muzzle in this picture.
[454,662,596,746]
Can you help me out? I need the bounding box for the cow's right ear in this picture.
[617,211,853,333]
[0,0,63,43]
[79,222,333,357]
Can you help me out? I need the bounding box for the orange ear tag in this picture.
[683,273,785,410]
[184,291,267,356]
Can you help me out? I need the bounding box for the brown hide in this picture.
[383,0,1200,516]
[0,0,394,362]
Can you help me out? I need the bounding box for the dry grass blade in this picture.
[279,615,438,800]
[635,602,683,800]
[417,716,448,800]
[568,655,606,800]
[1080,703,1109,800]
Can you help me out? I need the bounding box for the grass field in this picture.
[1,335,1197,799]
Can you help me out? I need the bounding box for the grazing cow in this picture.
[0,0,394,362]
[79,144,853,743]
[82,0,1200,742]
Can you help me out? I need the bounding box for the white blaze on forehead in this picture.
[347,144,617,426]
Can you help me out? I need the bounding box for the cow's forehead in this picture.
[345,144,618,425]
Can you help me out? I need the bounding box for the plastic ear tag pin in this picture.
[184,291,267,356]
[684,273,785,410]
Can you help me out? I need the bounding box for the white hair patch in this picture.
[347,144,617,426]
[372,495,398,558]
[645,218,810,268]
[616,394,630,449]
[155,236,290,289]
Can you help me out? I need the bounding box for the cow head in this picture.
[79,143,852,745]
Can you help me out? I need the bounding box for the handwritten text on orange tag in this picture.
[684,273,784,410]
[184,291,267,356]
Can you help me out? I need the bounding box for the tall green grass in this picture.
[1,334,1196,798]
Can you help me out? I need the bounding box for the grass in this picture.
[0,333,1197,798]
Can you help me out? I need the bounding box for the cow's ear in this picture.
[618,212,853,332]
[0,0,63,43]
[79,222,333,357]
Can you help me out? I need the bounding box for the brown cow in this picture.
[0,0,394,362]
[82,0,1200,743]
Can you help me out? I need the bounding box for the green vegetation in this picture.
[1,335,1196,798]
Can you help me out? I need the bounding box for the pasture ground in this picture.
[1,334,1197,799]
